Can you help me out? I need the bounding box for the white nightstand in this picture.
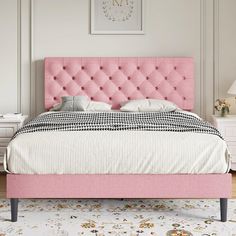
[0,115,28,172]
[212,115,236,170]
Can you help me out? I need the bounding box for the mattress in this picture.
[5,111,230,174]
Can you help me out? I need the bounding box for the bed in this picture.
[5,57,232,222]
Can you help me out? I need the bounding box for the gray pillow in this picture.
[51,96,88,111]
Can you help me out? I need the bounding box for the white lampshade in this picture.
[228,80,236,95]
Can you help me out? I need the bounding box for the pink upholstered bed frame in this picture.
[7,57,231,222]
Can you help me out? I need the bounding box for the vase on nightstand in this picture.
[221,107,229,117]
[214,99,230,117]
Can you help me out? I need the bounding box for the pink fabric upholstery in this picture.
[7,174,231,199]
[45,57,194,110]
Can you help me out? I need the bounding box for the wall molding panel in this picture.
[213,0,220,107]
[30,0,36,118]
[19,0,32,117]
[200,0,207,119]
[0,0,18,113]
[17,0,22,113]
[202,0,215,120]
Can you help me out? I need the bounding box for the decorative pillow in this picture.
[50,96,88,111]
[84,101,112,111]
[120,99,178,112]
[50,96,112,111]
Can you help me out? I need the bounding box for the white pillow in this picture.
[83,101,112,111]
[120,99,178,112]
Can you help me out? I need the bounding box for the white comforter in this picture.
[5,125,230,174]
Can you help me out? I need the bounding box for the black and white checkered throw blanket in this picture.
[12,111,223,140]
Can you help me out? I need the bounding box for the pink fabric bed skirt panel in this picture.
[7,174,232,199]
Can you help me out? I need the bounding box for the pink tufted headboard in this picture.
[45,57,194,110]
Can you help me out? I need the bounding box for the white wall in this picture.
[218,0,236,113]
[0,0,236,119]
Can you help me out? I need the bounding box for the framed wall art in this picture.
[91,0,144,35]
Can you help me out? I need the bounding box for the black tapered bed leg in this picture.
[220,198,228,222]
[10,198,18,222]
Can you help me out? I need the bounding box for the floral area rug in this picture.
[0,199,236,236]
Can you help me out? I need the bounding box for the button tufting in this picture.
[45,58,194,111]
[91,97,94,100]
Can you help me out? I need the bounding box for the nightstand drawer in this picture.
[227,143,236,162]
[227,145,236,155]
[224,126,236,138]
[0,147,6,156]
[0,137,11,146]
[0,127,16,138]
[0,155,4,163]
[231,155,236,163]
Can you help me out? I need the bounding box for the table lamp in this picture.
[228,80,236,97]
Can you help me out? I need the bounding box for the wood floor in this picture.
[1,172,236,199]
